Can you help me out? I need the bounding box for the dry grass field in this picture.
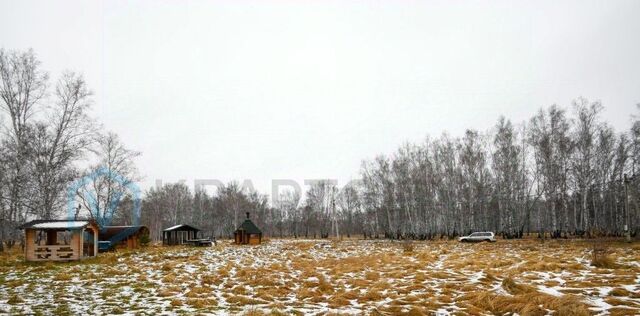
[0,238,639,315]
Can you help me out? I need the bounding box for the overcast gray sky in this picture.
[1,0,639,198]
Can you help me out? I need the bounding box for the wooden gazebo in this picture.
[20,219,99,261]
[162,224,200,245]
[234,212,262,245]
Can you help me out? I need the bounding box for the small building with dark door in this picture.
[163,224,200,245]
[234,212,262,245]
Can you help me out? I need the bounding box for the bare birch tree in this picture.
[76,132,140,226]
[0,49,48,249]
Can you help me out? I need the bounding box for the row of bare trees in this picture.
[0,49,140,251]
[132,182,270,241]
[132,180,363,241]
[341,101,638,239]
[242,101,637,240]
[127,101,638,241]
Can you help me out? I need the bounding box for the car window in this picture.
[470,233,480,236]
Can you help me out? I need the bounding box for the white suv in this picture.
[459,232,496,242]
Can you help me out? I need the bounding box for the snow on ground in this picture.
[0,239,638,315]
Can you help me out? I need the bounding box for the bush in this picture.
[591,243,616,268]
[591,255,616,268]
[7,294,23,305]
[501,277,536,295]
[402,240,414,253]
[170,298,182,307]
[140,234,151,247]
[609,287,631,297]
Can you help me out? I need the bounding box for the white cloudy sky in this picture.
[1,0,639,198]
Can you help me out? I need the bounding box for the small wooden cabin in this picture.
[234,212,262,245]
[99,226,150,251]
[20,219,99,261]
[163,224,200,245]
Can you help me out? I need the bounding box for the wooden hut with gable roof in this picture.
[162,224,201,245]
[234,212,262,245]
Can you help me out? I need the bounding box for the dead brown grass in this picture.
[226,294,267,306]
[365,271,380,281]
[7,294,24,305]
[591,254,617,268]
[591,242,618,268]
[460,290,591,316]
[185,286,210,298]
[3,238,637,315]
[501,276,537,295]
[402,240,415,253]
[187,298,217,308]
[609,287,632,297]
[358,289,383,303]
[605,297,640,308]
[53,272,73,281]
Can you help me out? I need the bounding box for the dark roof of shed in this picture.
[163,224,200,232]
[99,226,149,240]
[235,219,262,234]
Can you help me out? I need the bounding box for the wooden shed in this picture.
[20,219,99,261]
[99,226,150,251]
[234,212,262,245]
[162,224,201,245]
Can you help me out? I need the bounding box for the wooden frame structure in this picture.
[162,224,200,245]
[234,212,262,245]
[99,226,150,251]
[21,220,99,261]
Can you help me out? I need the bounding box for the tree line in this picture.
[126,102,640,241]
[298,102,639,240]
[354,102,638,239]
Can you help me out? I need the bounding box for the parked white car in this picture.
[459,232,496,242]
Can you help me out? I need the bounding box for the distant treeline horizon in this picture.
[134,100,640,241]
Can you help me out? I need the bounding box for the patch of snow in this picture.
[537,285,562,297]
[586,297,613,314]
[622,283,638,293]
[468,271,484,284]
[163,224,186,231]
[31,221,89,229]
[597,287,613,297]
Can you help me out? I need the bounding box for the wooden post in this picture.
[625,174,631,243]
[25,229,35,261]
[80,228,84,257]
[93,227,98,256]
